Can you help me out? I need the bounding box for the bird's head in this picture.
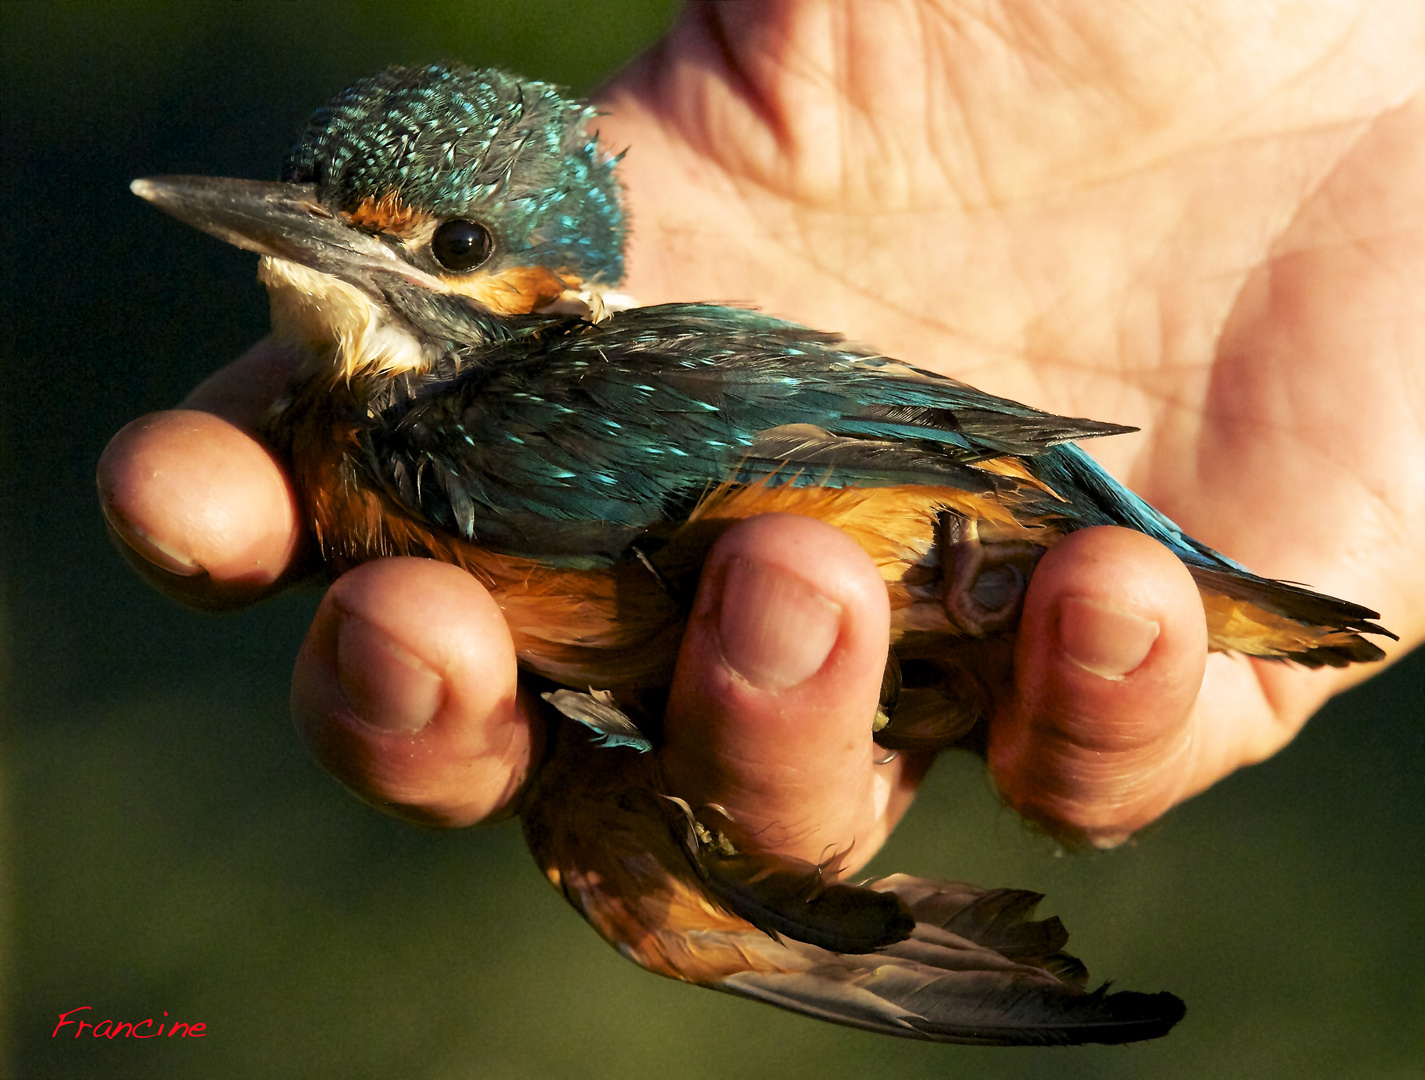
[133,65,629,378]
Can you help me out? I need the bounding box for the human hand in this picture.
[99,0,1424,866]
[598,0,1425,844]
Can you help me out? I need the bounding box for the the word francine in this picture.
[53,1006,207,1039]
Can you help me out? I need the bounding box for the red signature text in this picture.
[53,1006,207,1039]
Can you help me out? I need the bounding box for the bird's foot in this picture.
[939,510,1045,636]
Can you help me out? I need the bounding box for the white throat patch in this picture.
[258,256,428,380]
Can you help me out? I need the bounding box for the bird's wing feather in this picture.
[358,303,1131,562]
[525,726,1185,1048]
[715,873,1185,1045]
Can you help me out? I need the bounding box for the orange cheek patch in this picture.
[443,265,577,316]
[344,192,431,237]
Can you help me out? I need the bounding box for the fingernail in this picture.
[100,503,204,576]
[718,558,842,691]
[335,607,444,732]
[1058,596,1160,681]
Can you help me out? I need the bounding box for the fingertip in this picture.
[292,558,538,827]
[98,409,302,606]
[989,526,1208,841]
[697,512,893,687]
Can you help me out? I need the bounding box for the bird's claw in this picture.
[939,509,1045,636]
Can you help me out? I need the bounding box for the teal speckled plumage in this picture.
[130,64,1393,1048]
[284,65,625,284]
[355,303,1128,562]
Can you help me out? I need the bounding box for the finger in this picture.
[97,338,307,609]
[661,514,928,872]
[97,408,304,610]
[290,557,542,827]
[181,336,305,429]
[987,526,1208,847]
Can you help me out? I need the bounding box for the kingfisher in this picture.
[131,64,1390,1045]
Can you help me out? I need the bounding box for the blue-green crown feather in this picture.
[283,64,626,284]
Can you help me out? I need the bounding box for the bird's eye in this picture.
[431,220,493,272]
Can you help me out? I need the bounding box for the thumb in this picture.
[988,526,1208,846]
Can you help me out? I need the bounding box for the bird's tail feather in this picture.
[1036,446,1392,667]
[1190,565,1393,667]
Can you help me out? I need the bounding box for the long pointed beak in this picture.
[130,176,437,294]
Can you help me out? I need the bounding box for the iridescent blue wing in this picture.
[357,303,1127,562]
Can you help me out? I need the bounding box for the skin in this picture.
[98,0,1424,866]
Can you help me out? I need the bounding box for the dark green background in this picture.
[2,2,1420,1077]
